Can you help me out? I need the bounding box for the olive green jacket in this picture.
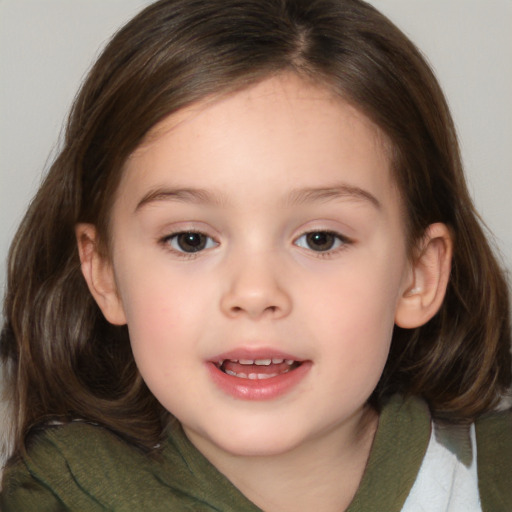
[1,395,511,511]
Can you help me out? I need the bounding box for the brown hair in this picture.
[2,0,510,455]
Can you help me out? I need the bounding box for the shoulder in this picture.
[0,422,105,510]
[0,422,196,511]
[8,421,153,480]
[476,406,512,511]
[359,395,511,512]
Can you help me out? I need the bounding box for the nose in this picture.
[220,251,292,320]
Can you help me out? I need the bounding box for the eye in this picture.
[165,232,218,253]
[294,231,347,252]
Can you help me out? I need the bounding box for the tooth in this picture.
[285,360,294,365]
[248,373,258,380]
[225,369,237,377]
[272,358,284,364]
[255,359,271,366]
[239,359,254,365]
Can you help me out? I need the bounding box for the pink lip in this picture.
[211,348,304,364]
[207,348,311,401]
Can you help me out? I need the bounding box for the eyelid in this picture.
[293,229,353,256]
[160,229,219,257]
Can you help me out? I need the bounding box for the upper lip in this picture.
[210,347,305,365]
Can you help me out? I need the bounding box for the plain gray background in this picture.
[1,0,511,299]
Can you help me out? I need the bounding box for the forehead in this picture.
[119,73,396,210]
[137,74,388,152]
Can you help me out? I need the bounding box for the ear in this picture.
[395,223,452,329]
[75,223,127,325]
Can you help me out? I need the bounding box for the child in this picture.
[1,0,511,510]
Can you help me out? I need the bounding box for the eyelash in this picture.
[160,231,219,258]
[293,230,352,257]
[159,230,352,258]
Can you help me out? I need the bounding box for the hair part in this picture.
[2,0,510,456]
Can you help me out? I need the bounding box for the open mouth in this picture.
[209,354,311,399]
[215,358,302,380]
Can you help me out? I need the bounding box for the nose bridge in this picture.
[220,244,292,319]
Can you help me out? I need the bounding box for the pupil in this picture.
[307,232,334,251]
[178,233,206,252]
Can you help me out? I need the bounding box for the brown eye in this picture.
[306,232,336,251]
[295,231,346,252]
[168,232,216,253]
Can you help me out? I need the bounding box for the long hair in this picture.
[2,0,510,456]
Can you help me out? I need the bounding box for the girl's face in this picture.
[102,74,415,458]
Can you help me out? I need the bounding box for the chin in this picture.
[188,419,309,459]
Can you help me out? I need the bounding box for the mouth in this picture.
[215,358,302,380]
[208,351,310,400]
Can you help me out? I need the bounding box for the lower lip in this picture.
[207,361,312,400]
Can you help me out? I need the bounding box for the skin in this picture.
[78,73,452,511]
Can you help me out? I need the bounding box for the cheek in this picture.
[312,286,395,404]
[304,248,406,375]
[309,257,403,333]
[115,267,208,372]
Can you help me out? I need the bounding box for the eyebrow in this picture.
[135,187,227,211]
[135,183,381,211]
[287,184,381,210]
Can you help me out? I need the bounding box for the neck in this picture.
[186,404,378,512]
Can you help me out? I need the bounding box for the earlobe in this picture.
[395,223,453,329]
[75,223,127,326]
